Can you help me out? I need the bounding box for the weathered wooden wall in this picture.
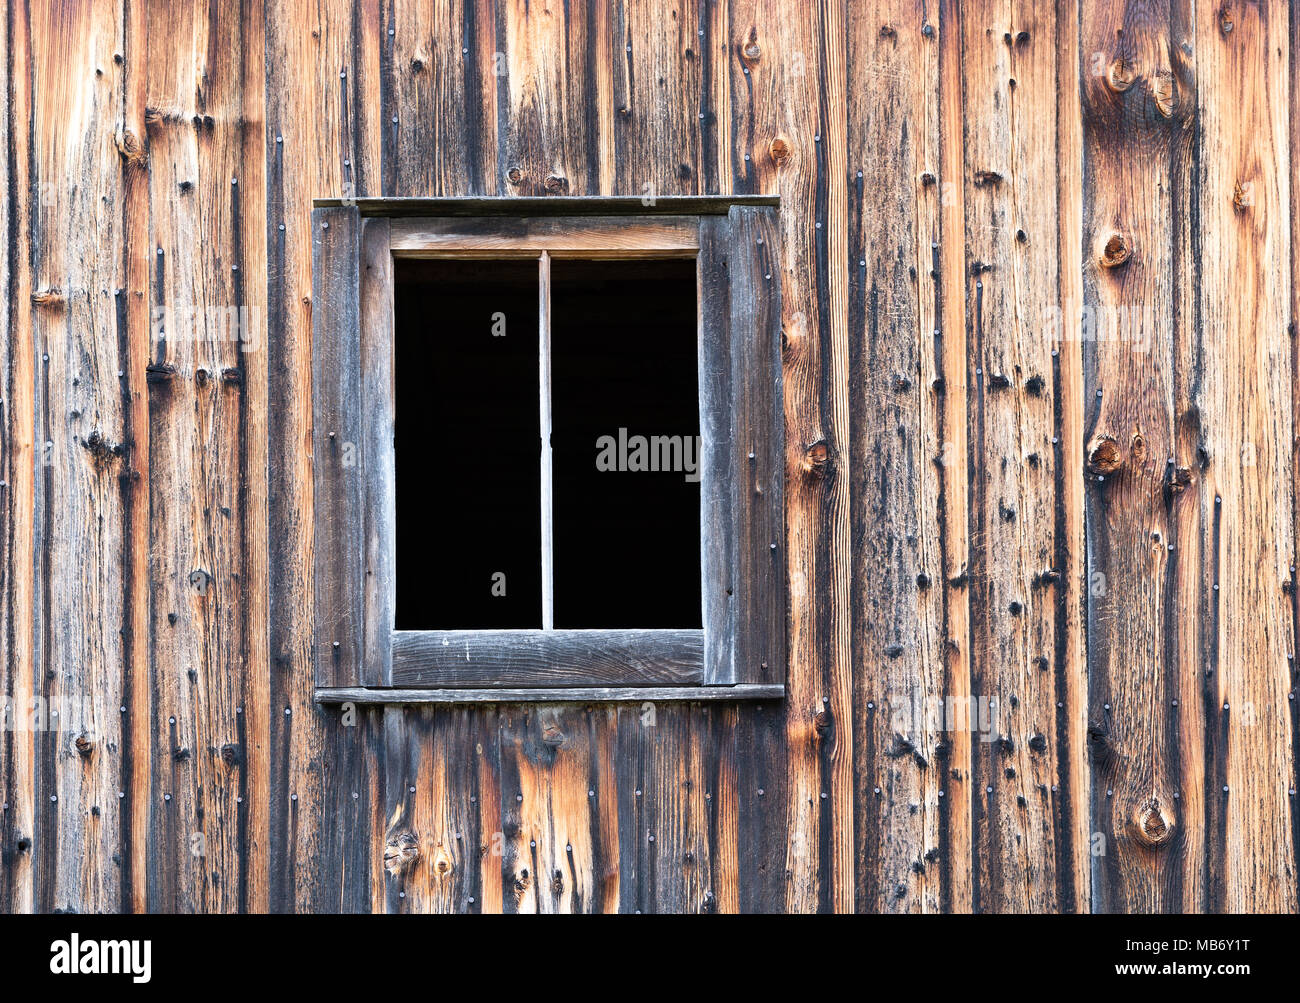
[1,0,1297,913]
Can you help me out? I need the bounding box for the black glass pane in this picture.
[550,259,701,628]
[394,258,541,628]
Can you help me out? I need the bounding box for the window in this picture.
[311,197,784,703]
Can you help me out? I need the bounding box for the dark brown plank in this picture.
[390,629,704,688]
[311,205,364,688]
[698,214,735,685]
[1081,0,1195,914]
[360,217,393,687]
[726,205,784,686]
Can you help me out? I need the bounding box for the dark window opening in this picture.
[394,256,700,631]
[395,259,541,629]
[551,260,700,628]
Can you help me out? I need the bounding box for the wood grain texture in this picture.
[319,685,784,703]
[360,217,394,687]
[1081,0,1199,913]
[2,0,36,915]
[726,205,784,686]
[960,0,1076,914]
[3,0,1297,915]
[320,194,779,214]
[311,206,364,690]
[1192,0,1295,914]
[390,629,705,687]
[848,0,933,914]
[389,214,700,255]
[698,214,736,685]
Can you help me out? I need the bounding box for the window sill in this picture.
[315,684,785,705]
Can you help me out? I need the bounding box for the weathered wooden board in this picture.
[1,0,1296,915]
[390,629,705,688]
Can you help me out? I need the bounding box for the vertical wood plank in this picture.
[312,205,363,690]
[698,214,735,684]
[497,0,610,196]
[728,0,853,914]
[1081,0,1195,913]
[266,0,382,914]
[142,0,263,912]
[385,0,484,196]
[360,217,393,687]
[24,0,135,914]
[497,704,617,912]
[0,0,36,917]
[611,0,708,198]
[959,0,1074,913]
[1291,0,1300,908]
[1051,0,1091,915]
[848,0,944,913]
[1194,0,1295,914]
[929,0,977,915]
[728,206,783,686]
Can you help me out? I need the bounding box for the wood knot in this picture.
[1100,232,1131,268]
[82,430,126,469]
[768,136,790,164]
[1133,798,1175,848]
[506,167,524,185]
[803,440,829,475]
[116,129,147,168]
[973,169,1003,187]
[1232,181,1251,213]
[1104,57,1135,93]
[1151,69,1177,118]
[145,361,177,384]
[32,288,66,309]
[544,174,569,194]
[1087,436,1123,474]
[1219,6,1233,34]
[383,830,420,875]
[220,742,240,767]
[74,734,94,758]
[741,28,761,62]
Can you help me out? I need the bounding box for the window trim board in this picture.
[311,199,784,702]
[390,629,703,688]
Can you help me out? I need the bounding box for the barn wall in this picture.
[1,0,1296,913]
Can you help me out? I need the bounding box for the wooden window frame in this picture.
[310,196,784,704]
